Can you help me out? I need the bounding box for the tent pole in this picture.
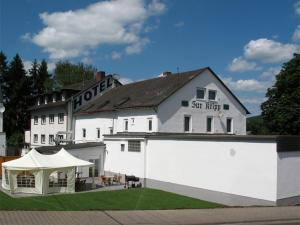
[92,165,96,189]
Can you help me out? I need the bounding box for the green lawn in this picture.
[0,188,223,211]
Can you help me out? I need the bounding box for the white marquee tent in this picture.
[1,148,94,195]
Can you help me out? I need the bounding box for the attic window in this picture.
[115,97,130,107]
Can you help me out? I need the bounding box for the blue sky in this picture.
[1,0,300,115]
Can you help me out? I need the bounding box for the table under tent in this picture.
[1,148,94,195]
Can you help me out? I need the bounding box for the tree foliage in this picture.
[2,54,32,146]
[54,61,96,86]
[246,115,270,135]
[261,53,300,135]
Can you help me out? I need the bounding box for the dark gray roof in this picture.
[76,67,250,115]
[28,100,67,111]
[36,142,105,154]
[104,133,300,152]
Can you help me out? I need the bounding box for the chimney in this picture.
[162,71,172,77]
[95,71,106,82]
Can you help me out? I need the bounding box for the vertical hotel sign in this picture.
[73,75,113,112]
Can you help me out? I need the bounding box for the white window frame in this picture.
[206,116,214,133]
[121,144,125,152]
[196,87,206,100]
[82,128,86,138]
[184,115,191,132]
[58,113,64,124]
[34,116,38,125]
[124,119,128,132]
[208,89,217,101]
[49,114,54,124]
[128,140,141,152]
[226,117,233,134]
[41,134,46,144]
[33,134,38,143]
[148,118,153,132]
[96,128,100,139]
[49,135,54,144]
[41,115,46,125]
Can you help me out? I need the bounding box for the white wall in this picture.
[146,139,277,201]
[104,138,145,178]
[157,70,247,134]
[75,112,115,142]
[30,106,67,147]
[67,146,106,177]
[277,151,300,199]
[115,109,158,133]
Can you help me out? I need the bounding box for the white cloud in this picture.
[25,0,166,59]
[174,21,184,28]
[21,33,32,42]
[293,25,300,41]
[125,38,149,55]
[111,51,122,60]
[144,24,159,33]
[228,57,260,72]
[223,77,269,92]
[23,61,32,74]
[240,97,267,105]
[295,1,300,15]
[244,38,298,63]
[261,67,281,79]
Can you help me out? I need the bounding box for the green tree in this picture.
[54,61,96,86]
[37,59,51,94]
[28,59,39,96]
[3,54,31,147]
[261,53,300,135]
[0,51,8,86]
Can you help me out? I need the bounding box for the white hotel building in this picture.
[27,67,300,206]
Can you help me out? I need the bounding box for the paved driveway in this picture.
[0,206,300,225]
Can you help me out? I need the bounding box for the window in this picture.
[82,128,86,138]
[121,144,125,152]
[41,115,46,125]
[88,159,99,177]
[49,114,54,124]
[34,116,38,125]
[128,140,141,152]
[148,118,153,131]
[17,171,35,188]
[49,135,54,144]
[109,127,113,134]
[58,113,64,124]
[131,118,135,125]
[96,128,100,139]
[207,117,213,133]
[58,135,64,140]
[226,118,233,133]
[49,171,67,187]
[184,115,191,132]
[41,134,45,144]
[196,88,205,99]
[4,169,9,185]
[223,104,230,110]
[124,119,128,131]
[34,134,38,143]
[208,90,216,101]
[181,100,189,107]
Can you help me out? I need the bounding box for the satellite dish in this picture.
[0,104,5,113]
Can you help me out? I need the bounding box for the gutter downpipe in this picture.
[144,137,148,188]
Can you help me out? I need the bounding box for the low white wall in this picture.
[146,139,277,202]
[277,151,300,199]
[104,138,145,178]
[67,146,105,177]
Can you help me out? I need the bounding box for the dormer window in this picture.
[196,88,205,99]
[208,90,216,101]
